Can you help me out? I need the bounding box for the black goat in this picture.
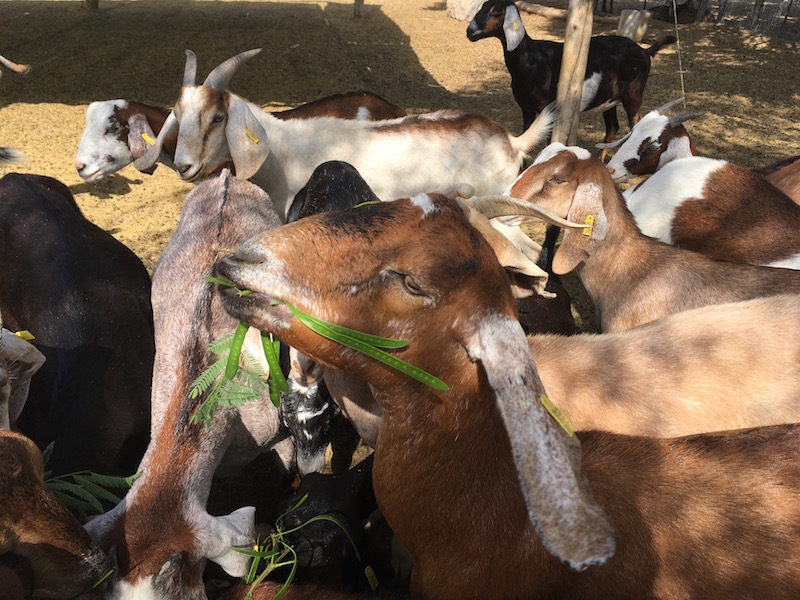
[467,0,676,145]
[0,174,153,477]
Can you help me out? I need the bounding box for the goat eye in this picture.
[549,176,566,185]
[401,274,427,297]
[212,114,225,124]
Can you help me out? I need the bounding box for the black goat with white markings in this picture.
[467,0,676,145]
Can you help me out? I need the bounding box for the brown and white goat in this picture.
[86,171,294,600]
[134,49,556,221]
[216,194,800,599]
[1,429,111,598]
[601,101,800,205]
[508,143,800,332]
[75,92,406,183]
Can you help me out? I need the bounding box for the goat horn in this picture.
[666,111,706,129]
[468,196,589,229]
[595,130,631,150]
[203,48,262,92]
[134,111,178,172]
[183,49,197,86]
[582,99,618,115]
[0,54,30,75]
[654,97,686,114]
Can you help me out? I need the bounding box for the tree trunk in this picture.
[552,0,594,145]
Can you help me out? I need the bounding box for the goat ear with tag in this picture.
[464,312,617,570]
[503,4,526,51]
[552,183,608,275]
[226,97,269,181]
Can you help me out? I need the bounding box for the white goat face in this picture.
[172,87,232,182]
[75,100,133,182]
[604,111,667,183]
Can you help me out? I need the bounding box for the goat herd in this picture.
[2,0,800,598]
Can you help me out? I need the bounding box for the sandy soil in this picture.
[1,0,799,326]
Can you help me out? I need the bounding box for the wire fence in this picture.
[714,0,799,43]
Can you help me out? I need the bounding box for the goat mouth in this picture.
[181,164,205,182]
[218,285,293,332]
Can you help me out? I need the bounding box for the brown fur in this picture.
[511,149,800,332]
[0,430,109,598]
[667,164,800,264]
[763,155,800,204]
[215,194,800,599]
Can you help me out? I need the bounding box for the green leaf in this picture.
[41,441,55,468]
[47,480,104,513]
[73,475,122,505]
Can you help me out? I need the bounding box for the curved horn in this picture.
[0,54,31,75]
[133,111,178,172]
[467,196,589,229]
[654,97,686,114]
[202,48,262,92]
[183,49,197,86]
[595,130,631,150]
[666,111,706,129]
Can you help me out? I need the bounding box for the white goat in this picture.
[134,49,556,221]
[507,143,800,332]
[75,92,406,183]
[215,193,800,599]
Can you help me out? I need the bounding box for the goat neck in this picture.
[215,194,616,598]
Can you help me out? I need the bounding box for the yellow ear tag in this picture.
[15,330,35,341]
[514,19,520,30]
[245,128,260,144]
[365,565,379,590]
[540,394,574,437]
[141,132,155,146]
[583,214,594,237]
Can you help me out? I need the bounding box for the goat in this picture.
[507,143,800,331]
[0,53,30,164]
[0,173,153,476]
[1,429,111,598]
[466,0,676,145]
[134,49,556,222]
[86,171,294,600]
[75,92,406,183]
[284,161,578,455]
[601,101,800,204]
[216,193,800,599]
[620,155,800,268]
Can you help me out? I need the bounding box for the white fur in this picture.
[75,100,133,181]
[580,72,603,112]
[410,193,437,216]
[623,157,724,242]
[766,253,800,270]
[534,143,591,166]
[605,110,669,182]
[170,90,553,221]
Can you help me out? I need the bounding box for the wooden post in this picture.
[551,0,594,145]
[354,0,364,17]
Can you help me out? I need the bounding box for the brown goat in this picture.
[508,143,800,332]
[0,430,110,598]
[215,194,800,599]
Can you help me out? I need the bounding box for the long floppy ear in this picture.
[226,97,269,180]
[127,113,159,174]
[503,4,526,51]
[552,183,608,275]
[465,313,617,570]
[0,328,45,428]
[195,506,256,577]
[134,111,178,172]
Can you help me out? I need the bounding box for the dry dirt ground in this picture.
[2,0,800,331]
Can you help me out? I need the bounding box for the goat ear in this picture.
[552,183,608,275]
[134,111,177,173]
[226,97,269,181]
[0,327,45,427]
[127,113,158,174]
[466,314,617,570]
[503,4,526,51]
[195,506,256,577]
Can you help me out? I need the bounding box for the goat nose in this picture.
[75,162,85,172]
[177,163,193,175]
